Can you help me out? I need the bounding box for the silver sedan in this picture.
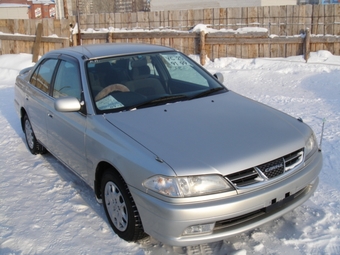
[14,43,322,246]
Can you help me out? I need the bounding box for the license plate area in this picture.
[263,192,294,213]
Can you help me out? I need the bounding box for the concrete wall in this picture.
[262,0,297,5]
[0,5,29,19]
[150,0,297,11]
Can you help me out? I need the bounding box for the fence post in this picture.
[108,32,113,43]
[72,34,78,46]
[304,28,311,63]
[32,23,43,63]
[200,30,206,65]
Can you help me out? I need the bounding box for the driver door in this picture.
[46,57,88,180]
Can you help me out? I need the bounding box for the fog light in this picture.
[182,223,215,236]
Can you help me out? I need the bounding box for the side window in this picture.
[30,59,58,93]
[53,60,82,100]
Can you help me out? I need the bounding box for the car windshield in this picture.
[86,51,226,114]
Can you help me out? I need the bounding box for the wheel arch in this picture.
[94,161,124,201]
[20,107,28,131]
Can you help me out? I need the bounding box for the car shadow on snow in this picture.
[0,87,24,137]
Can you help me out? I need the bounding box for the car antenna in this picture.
[319,118,326,151]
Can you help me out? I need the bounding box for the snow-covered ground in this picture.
[1,51,340,255]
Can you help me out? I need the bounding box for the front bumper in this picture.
[131,151,322,246]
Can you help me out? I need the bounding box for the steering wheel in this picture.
[95,84,130,101]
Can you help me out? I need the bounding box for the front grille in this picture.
[257,158,285,179]
[226,168,259,187]
[284,149,304,171]
[225,149,304,186]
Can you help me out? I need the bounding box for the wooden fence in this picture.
[75,29,339,64]
[1,5,339,37]
[0,34,69,56]
[1,27,339,64]
[76,4,340,36]
[0,4,339,62]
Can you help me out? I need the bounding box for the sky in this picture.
[0,50,340,255]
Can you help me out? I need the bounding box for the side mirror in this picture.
[214,72,224,84]
[54,97,81,112]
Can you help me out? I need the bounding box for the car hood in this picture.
[104,91,310,176]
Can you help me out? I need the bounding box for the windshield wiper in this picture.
[190,87,226,100]
[127,94,188,110]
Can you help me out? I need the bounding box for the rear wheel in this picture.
[101,170,147,242]
[23,115,46,154]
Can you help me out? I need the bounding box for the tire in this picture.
[23,114,46,155]
[101,170,147,242]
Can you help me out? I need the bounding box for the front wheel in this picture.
[23,115,46,154]
[101,170,147,242]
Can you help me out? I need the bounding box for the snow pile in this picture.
[190,24,268,34]
[1,51,340,254]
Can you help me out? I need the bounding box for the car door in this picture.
[25,58,59,148]
[45,56,88,180]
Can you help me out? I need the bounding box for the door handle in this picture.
[48,113,53,118]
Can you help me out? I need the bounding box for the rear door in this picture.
[25,58,59,147]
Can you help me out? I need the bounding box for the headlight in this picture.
[305,132,318,159]
[143,175,234,198]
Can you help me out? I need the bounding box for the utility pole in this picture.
[76,0,81,45]
[63,0,69,18]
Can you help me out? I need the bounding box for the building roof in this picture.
[32,0,54,3]
[0,3,29,7]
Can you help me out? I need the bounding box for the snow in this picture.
[1,51,340,255]
[190,24,268,34]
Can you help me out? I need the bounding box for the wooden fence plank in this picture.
[312,5,325,35]
[212,8,220,29]
[218,43,227,58]
[150,11,160,30]
[137,11,149,29]
[203,9,213,27]
[227,7,242,30]
[7,20,15,34]
[54,19,61,37]
[180,10,189,31]
[278,6,287,36]
[335,4,340,36]
[305,5,313,31]
[160,10,169,29]
[286,5,294,36]
[248,43,258,58]
[288,5,300,35]
[325,4,334,35]
[298,5,306,33]
[120,12,129,29]
[263,6,271,32]
[94,14,100,30]
[115,13,122,29]
[193,9,204,27]
[99,13,106,29]
[241,6,247,29]
[270,6,281,35]
[17,20,25,34]
[248,7,259,27]
[84,14,94,31]
[226,44,236,58]
[218,8,227,30]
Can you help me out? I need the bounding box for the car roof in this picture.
[49,43,176,60]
